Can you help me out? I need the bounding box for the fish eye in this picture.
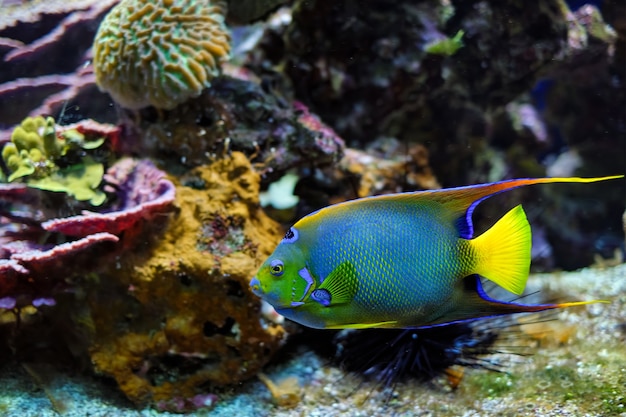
[269,259,284,276]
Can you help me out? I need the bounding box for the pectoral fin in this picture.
[312,261,358,306]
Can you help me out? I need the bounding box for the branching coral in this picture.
[2,116,107,205]
[93,0,231,109]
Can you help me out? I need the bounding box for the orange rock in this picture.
[86,152,286,407]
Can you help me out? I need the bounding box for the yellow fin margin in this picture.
[554,300,610,308]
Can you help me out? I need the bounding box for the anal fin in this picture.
[417,276,608,328]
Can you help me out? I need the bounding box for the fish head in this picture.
[250,227,312,309]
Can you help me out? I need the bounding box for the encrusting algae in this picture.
[84,152,286,410]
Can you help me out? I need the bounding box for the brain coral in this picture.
[93,0,231,110]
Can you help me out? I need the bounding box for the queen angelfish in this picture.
[250,176,622,329]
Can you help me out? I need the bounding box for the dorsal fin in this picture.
[295,176,623,238]
[399,176,623,238]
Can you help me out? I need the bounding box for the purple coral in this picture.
[0,228,119,310]
[0,0,119,127]
[293,100,344,157]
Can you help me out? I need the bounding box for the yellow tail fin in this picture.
[470,205,531,295]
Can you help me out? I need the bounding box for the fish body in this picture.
[250,176,622,329]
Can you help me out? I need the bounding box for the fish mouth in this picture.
[250,277,302,309]
[249,277,264,297]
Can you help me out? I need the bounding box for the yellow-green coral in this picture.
[3,116,50,181]
[1,116,107,205]
[93,0,231,110]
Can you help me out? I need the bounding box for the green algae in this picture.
[1,116,107,205]
[465,371,517,398]
[463,338,626,415]
[424,30,465,56]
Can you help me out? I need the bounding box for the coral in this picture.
[0,60,99,127]
[42,158,176,237]
[290,140,439,223]
[0,183,23,208]
[257,372,301,408]
[248,0,576,186]
[0,230,119,310]
[0,0,118,32]
[93,0,231,110]
[1,0,120,63]
[259,173,299,210]
[1,129,175,311]
[0,0,119,127]
[339,142,440,198]
[85,152,286,407]
[2,116,108,206]
[494,5,625,270]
